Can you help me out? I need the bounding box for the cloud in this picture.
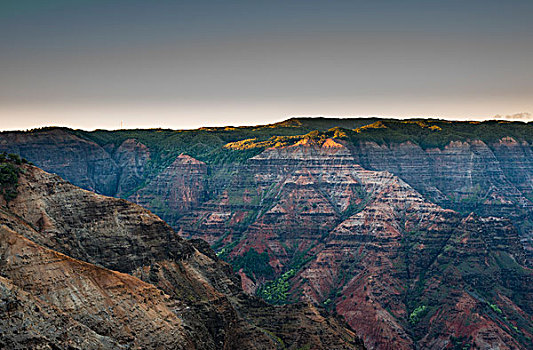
[493,112,532,121]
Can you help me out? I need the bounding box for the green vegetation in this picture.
[72,121,318,167]
[231,248,274,280]
[449,335,472,350]
[224,135,302,150]
[409,305,428,324]
[257,268,296,304]
[341,190,369,220]
[347,119,533,149]
[489,303,502,314]
[0,153,28,202]
[23,118,533,174]
[262,329,286,349]
[246,242,317,305]
[225,127,350,151]
[215,240,238,260]
[289,246,316,271]
[59,118,532,192]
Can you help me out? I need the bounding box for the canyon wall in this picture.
[177,139,532,349]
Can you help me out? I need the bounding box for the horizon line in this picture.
[0,113,531,133]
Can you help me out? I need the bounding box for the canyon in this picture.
[1,118,532,349]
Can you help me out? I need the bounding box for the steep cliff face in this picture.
[490,137,533,198]
[129,154,207,228]
[113,138,151,196]
[4,163,194,273]
[179,140,532,350]
[347,138,533,264]
[350,138,533,217]
[0,161,362,350]
[0,129,119,195]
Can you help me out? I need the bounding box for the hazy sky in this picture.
[1,0,532,130]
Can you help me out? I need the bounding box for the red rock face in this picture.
[180,140,533,350]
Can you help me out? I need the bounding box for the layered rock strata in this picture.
[179,139,532,350]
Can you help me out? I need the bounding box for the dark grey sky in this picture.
[1,0,532,130]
